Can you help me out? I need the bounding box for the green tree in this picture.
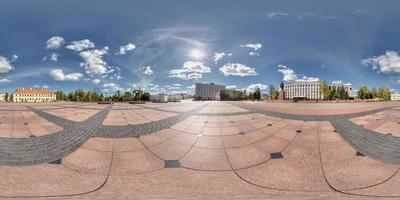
[4,92,8,102]
[379,87,391,101]
[357,86,370,100]
[253,87,261,100]
[319,81,329,100]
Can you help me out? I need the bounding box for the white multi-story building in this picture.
[12,88,56,103]
[195,83,225,100]
[391,93,400,101]
[284,81,353,100]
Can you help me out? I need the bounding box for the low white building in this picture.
[150,93,169,103]
[284,81,353,100]
[391,93,400,101]
[195,83,225,100]
[0,93,6,102]
[12,88,56,103]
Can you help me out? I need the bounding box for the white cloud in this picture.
[213,52,231,64]
[49,53,58,62]
[186,85,195,89]
[169,61,211,80]
[172,83,182,87]
[79,47,109,76]
[321,16,338,20]
[246,83,268,92]
[277,65,319,82]
[141,66,154,75]
[332,80,342,84]
[116,43,136,55]
[46,36,65,49]
[11,54,18,62]
[267,12,289,18]
[397,80,400,85]
[240,43,262,51]
[66,39,95,51]
[362,51,400,73]
[249,52,260,56]
[49,69,83,81]
[226,85,237,89]
[92,79,101,84]
[219,63,257,77]
[0,56,14,73]
[103,83,125,92]
[33,84,49,88]
[0,78,11,84]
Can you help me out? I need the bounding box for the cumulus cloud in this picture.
[169,61,211,80]
[362,51,400,73]
[321,16,338,20]
[240,43,262,51]
[0,78,11,84]
[103,83,125,92]
[66,39,95,51]
[116,43,136,55]
[267,12,289,18]
[11,54,18,62]
[50,53,58,62]
[245,83,268,92]
[186,85,195,89]
[277,65,319,82]
[226,85,237,89]
[79,47,110,76]
[219,63,257,77]
[213,52,232,64]
[92,79,101,84]
[0,56,14,73]
[46,36,65,49]
[249,52,260,56]
[49,69,83,81]
[141,66,154,75]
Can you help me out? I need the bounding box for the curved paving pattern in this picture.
[1,101,400,199]
[0,106,111,165]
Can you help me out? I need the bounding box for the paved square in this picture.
[0,100,399,199]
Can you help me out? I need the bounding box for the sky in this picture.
[1,0,400,95]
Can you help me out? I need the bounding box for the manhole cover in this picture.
[164,160,181,168]
[271,152,283,159]
[296,130,302,133]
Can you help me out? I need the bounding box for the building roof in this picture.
[14,88,54,95]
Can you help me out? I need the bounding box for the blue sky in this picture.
[1,0,400,95]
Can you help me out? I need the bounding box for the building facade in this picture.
[13,88,56,103]
[284,81,353,100]
[0,93,6,102]
[195,83,226,100]
[391,93,400,101]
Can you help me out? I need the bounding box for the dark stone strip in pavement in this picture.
[331,119,400,164]
[0,106,112,166]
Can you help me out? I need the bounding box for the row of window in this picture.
[15,94,55,97]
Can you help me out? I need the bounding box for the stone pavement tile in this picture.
[111,149,164,176]
[319,122,399,191]
[149,140,191,160]
[374,121,400,137]
[201,127,221,136]
[0,164,106,197]
[81,137,114,152]
[153,128,180,139]
[180,148,231,171]
[226,144,267,169]
[194,135,223,149]
[236,122,330,192]
[113,138,145,152]
[139,133,169,147]
[101,168,273,198]
[220,126,240,136]
[169,132,198,146]
[62,148,112,175]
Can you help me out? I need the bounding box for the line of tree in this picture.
[220,88,261,101]
[269,85,279,100]
[55,88,150,102]
[357,86,391,101]
[319,81,350,100]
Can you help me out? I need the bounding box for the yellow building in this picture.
[13,88,56,103]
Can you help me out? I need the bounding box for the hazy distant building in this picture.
[284,81,353,100]
[150,93,169,103]
[391,93,400,101]
[195,83,225,100]
[0,93,6,102]
[13,88,56,103]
